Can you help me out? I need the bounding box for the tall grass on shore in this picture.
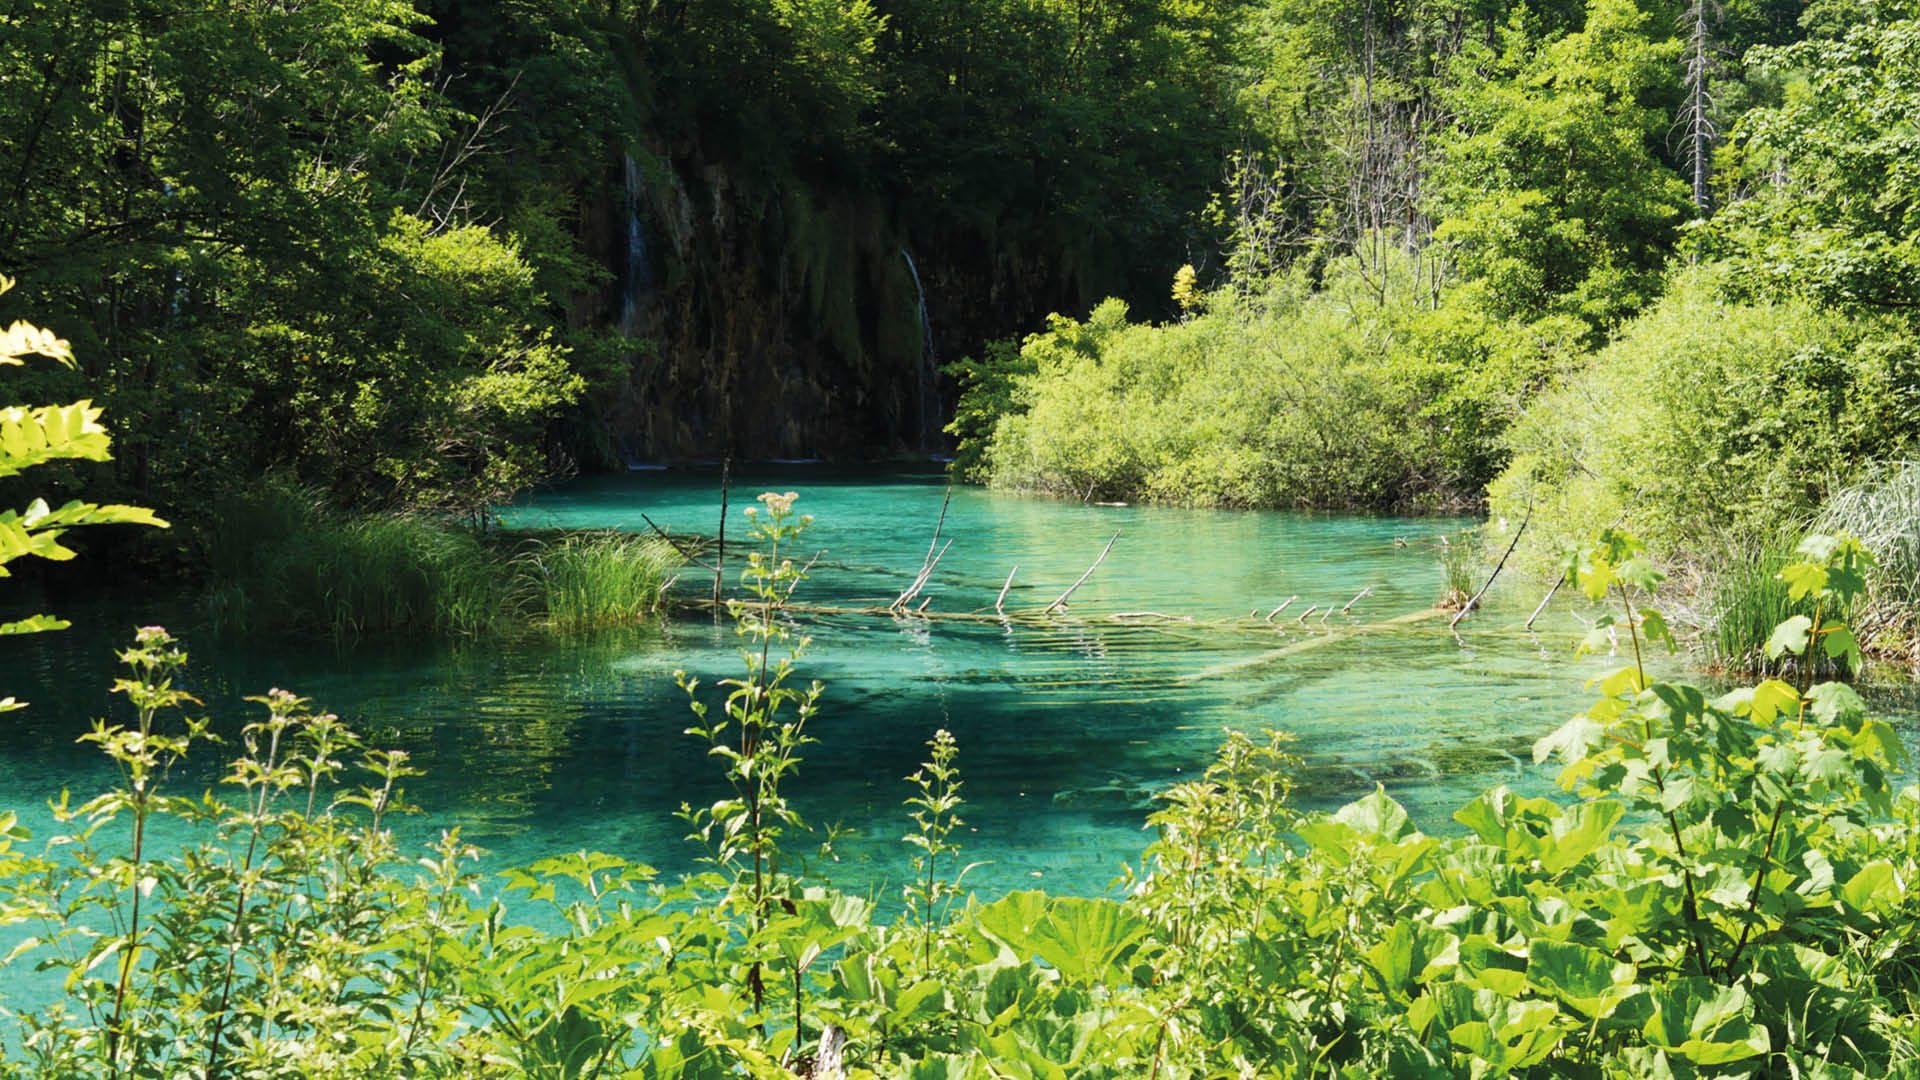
[1820,460,1920,664]
[1702,534,1855,678]
[521,532,679,633]
[205,483,680,640]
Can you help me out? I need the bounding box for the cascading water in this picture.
[619,155,654,336]
[900,249,940,453]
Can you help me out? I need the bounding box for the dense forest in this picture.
[8,0,1916,616]
[0,0,1246,517]
[5,0,1920,1075]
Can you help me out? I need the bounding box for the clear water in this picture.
[0,466,1913,909]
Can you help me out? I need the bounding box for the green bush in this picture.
[1490,268,1920,575]
[971,254,1569,511]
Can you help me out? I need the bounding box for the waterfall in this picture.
[900,248,939,452]
[619,155,654,335]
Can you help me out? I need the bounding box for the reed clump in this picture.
[1701,533,1856,679]
[520,531,679,633]
[1820,460,1920,666]
[1437,531,1478,610]
[205,482,679,640]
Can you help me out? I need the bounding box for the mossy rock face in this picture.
[583,132,1101,464]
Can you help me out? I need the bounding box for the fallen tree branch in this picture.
[893,488,953,611]
[641,513,718,573]
[996,565,1018,617]
[1526,574,1564,631]
[1045,530,1120,614]
[894,539,953,611]
[1450,503,1532,631]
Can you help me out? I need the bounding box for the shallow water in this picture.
[0,466,1912,908]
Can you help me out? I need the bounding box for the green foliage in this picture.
[522,530,680,633]
[1490,268,1918,573]
[1430,0,1692,333]
[1706,534,1827,677]
[1438,532,1479,609]
[903,728,969,978]
[1819,460,1920,665]
[0,0,603,518]
[942,338,1034,483]
[678,492,825,943]
[1702,6,1920,312]
[206,486,514,640]
[0,283,163,701]
[9,509,1920,1075]
[977,256,1546,510]
[205,481,680,641]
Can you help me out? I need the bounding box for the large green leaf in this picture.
[0,402,115,479]
[1527,939,1636,1019]
[1643,978,1769,1065]
[1023,898,1148,984]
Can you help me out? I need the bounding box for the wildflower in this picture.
[758,491,800,516]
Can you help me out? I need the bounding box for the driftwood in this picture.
[894,539,953,611]
[1265,596,1298,622]
[1185,607,1447,682]
[1044,530,1119,614]
[893,488,953,611]
[714,458,730,605]
[1295,605,1319,623]
[641,514,717,573]
[995,565,1018,617]
[1342,587,1372,614]
[1450,504,1532,631]
[1526,574,1565,631]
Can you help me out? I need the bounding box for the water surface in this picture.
[0,467,1907,903]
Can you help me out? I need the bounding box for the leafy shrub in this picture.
[972,254,1569,511]
[1490,267,1920,574]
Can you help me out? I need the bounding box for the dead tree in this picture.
[1678,0,1718,215]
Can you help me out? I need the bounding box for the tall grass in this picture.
[1438,532,1478,610]
[205,482,681,641]
[1820,460,1920,664]
[521,532,679,633]
[1703,534,1851,678]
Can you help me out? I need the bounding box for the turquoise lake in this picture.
[0,466,1912,904]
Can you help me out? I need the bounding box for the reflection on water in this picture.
[0,466,1912,904]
